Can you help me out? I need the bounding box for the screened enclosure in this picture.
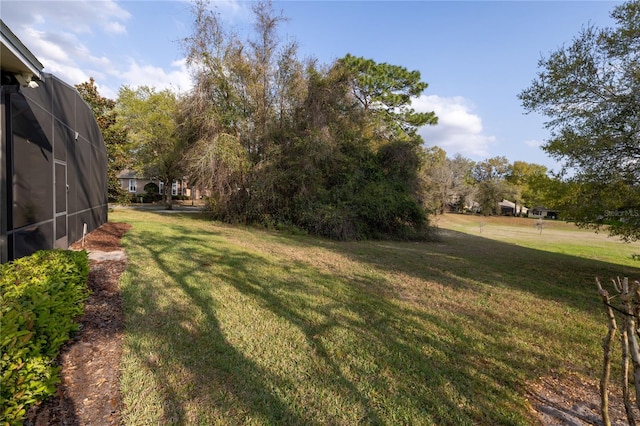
[0,74,108,262]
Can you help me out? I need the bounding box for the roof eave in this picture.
[0,19,44,83]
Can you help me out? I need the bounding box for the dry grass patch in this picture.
[113,210,640,425]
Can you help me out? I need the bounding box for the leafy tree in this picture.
[475,180,515,215]
[419,148,475,214]
[339,54,437,141]
[75,78,130,203]
[519,0,640,240]
[420,146,448,213]
[143,182,160,202]
[180,0,249,216]
[472,156,516,215]
[448,155,477,212]
[316,54,438,238]
[271,61,432,239]
[116,86,184,208]
[505,161,550,212]
[471,156,510,182]
[247,0,289,155]
[529,175,575,214]
[180,0,301,220]
[180,0,437,239]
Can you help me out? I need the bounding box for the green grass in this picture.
[434,213,640,266]
[114,210,640,425]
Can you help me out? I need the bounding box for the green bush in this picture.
[0,250,90,425]
[143,182,159,196]
[301,205,360,241]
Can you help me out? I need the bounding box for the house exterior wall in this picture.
[530,208,558,219]
[1,74,108,262]
[117,174,193,199]
[121,177,158,195]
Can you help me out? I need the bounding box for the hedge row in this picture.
[0,250,90,425]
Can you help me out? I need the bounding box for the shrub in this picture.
[301,205,360,241]
[143,182,159,196]
[108,179,130,205]
[0,250,90,425]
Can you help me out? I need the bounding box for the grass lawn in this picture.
[113,210,640,425]
[434,213,640,267]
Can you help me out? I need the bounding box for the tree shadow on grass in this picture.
[126,226,394,422]
[265,225,640,316]
[121,229,314,424]
[118,216,588,425]
[219,252,539,424]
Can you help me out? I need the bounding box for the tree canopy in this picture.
[470,157,516,215]
[178,0,438,239]
[116,86,184,208]
[339,54,437,140]
[76,78,131,203]
[78,0,574,236]
[519,0,640,240]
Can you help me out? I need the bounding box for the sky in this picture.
[0,0,623,171]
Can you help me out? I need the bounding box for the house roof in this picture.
[116,170,164,180]
[116,169,140,179]
[0,20,43,85]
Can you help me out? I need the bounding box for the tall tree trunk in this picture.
[164,179,173,210]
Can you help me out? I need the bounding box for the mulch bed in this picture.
[25,222,131,426]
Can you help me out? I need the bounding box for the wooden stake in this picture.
[597,277,617,426]
[621,312,637,425]
[620,278,640,413]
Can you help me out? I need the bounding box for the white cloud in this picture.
[524,139,543,148]
[104,21,127,35]
[19,26,117,88]
[1,1,194,99]
[118,58,193,94]
[2,1,131,35]
[413,94,496,159]
[2,0,131,84]
[21,27,72,64]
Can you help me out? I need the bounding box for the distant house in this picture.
[0,20,108,262]
[116,169,207,201]
[499,200,516,215]
[499,200,529,216]
[463,200,481,214]
[530,206,558,219]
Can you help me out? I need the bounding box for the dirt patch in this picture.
[528,370,640,425]
[25,222,130,426]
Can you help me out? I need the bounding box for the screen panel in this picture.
[55,162,66,214]
[13,221,53,259]
[55,215,66,240]
[11,94,53,230]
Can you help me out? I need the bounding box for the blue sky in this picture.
[0,1,622,170]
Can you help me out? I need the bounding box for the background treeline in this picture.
[78,0,640,242]
[102,0,443,240]
[419,149,558,217]
[76,0,567,240]
[176,0,440,240]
